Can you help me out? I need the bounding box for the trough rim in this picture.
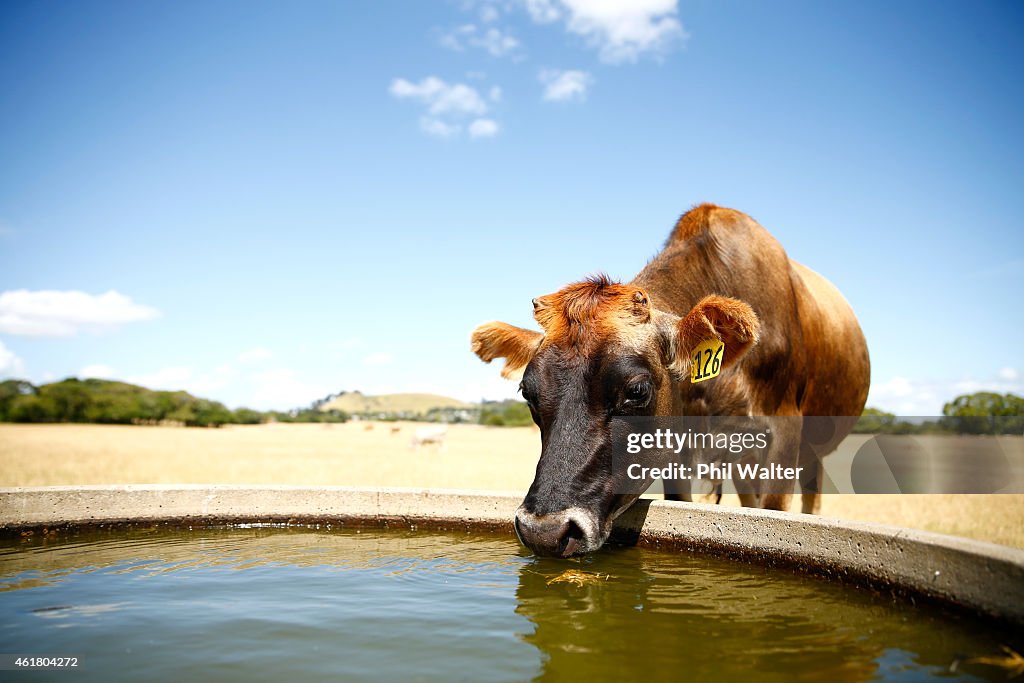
[1,484,1022,626]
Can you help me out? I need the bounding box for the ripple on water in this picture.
[0,527,1016,683]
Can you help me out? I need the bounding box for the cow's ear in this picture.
[471,322,543,379]
[670,295,760,376]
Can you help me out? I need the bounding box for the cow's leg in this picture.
[735,450,761,508]
[800,491,821,514]
[737,492,759,507]
[797,415,856,514]
[697,482,722,505]
[761,415,803,511]
[800,456,823,514]
[761,494,792,511]
[663,477,691,502]
[666,478,723,504]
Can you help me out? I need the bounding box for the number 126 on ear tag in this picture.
[691,339,725,384]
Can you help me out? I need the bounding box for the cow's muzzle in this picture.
[513,506,602,558]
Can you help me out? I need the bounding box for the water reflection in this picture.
[0,527,541,683]
[0,527,1015,682]
[514,544,1012,682]
[0,526,523,591]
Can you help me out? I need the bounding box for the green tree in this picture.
[479,401,534,427]
[232,408,264,424]
[941,392,1024,434]
[192,400,234,427]
[853,407,897,433]
[39,379,93,422]
[84,393,138,423]
[8,394,59,422]
[166,404,198,426]
[0,380,36,421]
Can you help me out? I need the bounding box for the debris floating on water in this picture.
[546,569,610,587]
[957,646,1024,678]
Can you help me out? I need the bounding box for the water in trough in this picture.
[0,526,1017,682]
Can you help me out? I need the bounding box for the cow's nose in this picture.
[514,510,586,557]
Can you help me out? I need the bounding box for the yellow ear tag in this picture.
[690,338,725,383]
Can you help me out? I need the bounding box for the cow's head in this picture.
[471,276,760,557]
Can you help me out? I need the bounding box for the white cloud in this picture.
[440,24,522,57]
[539,68,592,101]
[390,76,487,116]
[127,366,196,391]
[0,340,26,377]
[0,289,159,337]
[875,376,914,398]
[391,76,500,139]
[238,347,273,364]
[185,366,237,396]
[460,1,687,63]
[248,368,333,411]
[125,365,235,397]
[519,0,686,63]
[477,27,522,57]
[523,0,561,23]
[79,364,114,379]
[868,370,1024,415]
[420,117,461,138]
[869,376,937,415]
[456,375,523,403]
[391,372,522,404]
[439,24,475,52]
[69,354,331,410]
[564,0,684,63]
[469,118,500,138]
[479,4,500,22]
[363,352,394,366]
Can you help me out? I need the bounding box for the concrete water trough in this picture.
[2,485,1022,627]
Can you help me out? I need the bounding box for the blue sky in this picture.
[0,0,1021,413]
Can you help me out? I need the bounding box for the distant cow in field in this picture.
[471,204,870,557]
[410,425,448,451]
[390,426,402,435]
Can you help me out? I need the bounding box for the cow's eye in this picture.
[519,383,537,406]
[625,381,651,405]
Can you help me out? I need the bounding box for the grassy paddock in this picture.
[0,423,1021,548]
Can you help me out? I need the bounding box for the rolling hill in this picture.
[317,391,474,415]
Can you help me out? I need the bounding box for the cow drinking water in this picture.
[471,204,870,557]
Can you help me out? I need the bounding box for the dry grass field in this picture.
[1,423,1021,548]
[0,422,543,490]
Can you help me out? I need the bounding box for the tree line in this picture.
[0,377,1019,433]
[853,392,1023,435]
[478,400,534,427]
[480,393,1024,433]
[0,378,348,428]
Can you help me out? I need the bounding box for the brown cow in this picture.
[471,204,870,557]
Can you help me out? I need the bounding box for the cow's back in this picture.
[635,204,869,419]
[790,261,870,418]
